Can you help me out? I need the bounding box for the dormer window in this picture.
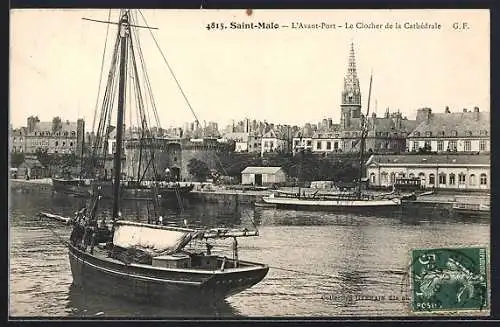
[425,131,432,137]
[480,130,488,136]
[465,131,472,137]
[414,131,421,137]
[451,130,458,137]
[439,131,445,137]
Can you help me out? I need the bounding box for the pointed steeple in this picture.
[340,42,362,124]
[342,42,361,106]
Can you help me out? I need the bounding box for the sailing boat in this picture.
[52,10,268,305]
[51,12,194,202]
[262,73,401,212]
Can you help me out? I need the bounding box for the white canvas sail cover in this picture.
[113,221,198,256]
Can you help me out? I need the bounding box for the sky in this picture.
[10,9,489,130]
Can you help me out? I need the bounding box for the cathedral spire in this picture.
[343,42,361,105]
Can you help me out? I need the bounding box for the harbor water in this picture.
[9,191,489,318]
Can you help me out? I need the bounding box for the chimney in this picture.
[474,106,480,120]
[445,106,450,113]
[416,108,432,124]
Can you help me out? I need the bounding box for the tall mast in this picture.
[358,73,372,197]
[112,11,129,220]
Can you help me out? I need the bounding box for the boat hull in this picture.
[52,178,91,197]
[68,244,268,305]
[262,196,401,213]
[53,179,194,201]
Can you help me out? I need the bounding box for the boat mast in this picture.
[112,11,129,220]
[357,72,372,197]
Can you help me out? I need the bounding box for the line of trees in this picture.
[187,151,367,184]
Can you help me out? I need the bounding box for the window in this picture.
[425,131,432,137]
[370,173,376,184]
[458,174,466,185]
[480,140,486,151]
[316,141,322,150]
[451,130,458,137]
[390,172,396,184]
[294,140,299,146]
[64,131,68,137]
[480,174,487,185]
[381,172,388,184]
[464,140,471,151]
[465,131,472,137]
[470,174,476,185]
[480,130,488,136]
[449,173,456,185]
[326,141,331,150]
[264,141,268,147]
[418,173,425,183]
[412,141,418,152]
[63,142,66,146]
[429,174,435,186]
[439,174,446,184]
[71,131,76,137]
[55,141,58,146]
[424,140,431,148]
[345,132,350,137]
[409,173,415,178]
[448,140,457,151]
[439,131,445,136]
[352,140,357,148]
[414,131,421,137]
[70,142,73,146]
[334,141,339,150]
[437,140,444,152]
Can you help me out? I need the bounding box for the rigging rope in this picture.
[91,9,112,135]
[138,9,201,127]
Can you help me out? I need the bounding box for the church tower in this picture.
[340,42,362,128]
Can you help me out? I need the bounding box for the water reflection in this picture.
[66,285,240,318]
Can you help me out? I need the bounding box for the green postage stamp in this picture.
[410,247,489,313]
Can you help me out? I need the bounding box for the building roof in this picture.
[241,166,284,174]
[367,154,490,166]
[410,111,490,138]
[19,158,44,169]
[33,120,78,133]
[262,129,287,139]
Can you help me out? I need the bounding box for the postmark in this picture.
[410,247,488,313]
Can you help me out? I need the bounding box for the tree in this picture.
[187,158,210,182]
[10,152,25,167]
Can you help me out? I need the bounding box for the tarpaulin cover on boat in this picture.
[113,221,199,256]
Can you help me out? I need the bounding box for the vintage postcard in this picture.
[9,9,490,318]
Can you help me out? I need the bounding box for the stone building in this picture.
[406,106,490,153]
[124,138,182,181]
[295,43,417,155]
[366,154,490,191]
[10,116,85,156]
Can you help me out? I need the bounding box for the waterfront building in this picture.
[241,166,287,186]
[10,116,85,156]
[261,129,288,156]
[17,155,46,179]
[365,154,490,191]
[406,107,490,153]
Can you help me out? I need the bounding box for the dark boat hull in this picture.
[52,178,91,197]
[68,244,268,305]
[53,180,194,201]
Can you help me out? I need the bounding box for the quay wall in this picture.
[8,179,489,217]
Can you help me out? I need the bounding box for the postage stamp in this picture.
[410,247,489,313]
